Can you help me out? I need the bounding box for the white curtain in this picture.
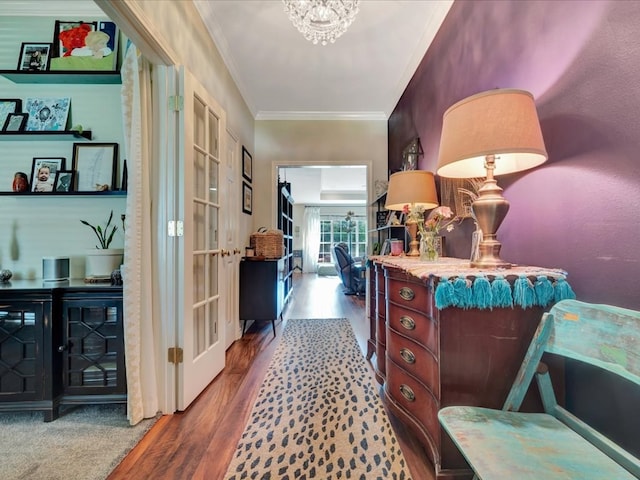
[120,42,159,425]
[302,207,321,273]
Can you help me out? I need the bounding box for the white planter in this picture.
[85,249,124,278]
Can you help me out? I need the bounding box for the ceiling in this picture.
[193,0,453,120]
[280,166,367,206]
[193,0,453,205]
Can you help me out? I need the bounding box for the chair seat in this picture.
[438,406,637,480]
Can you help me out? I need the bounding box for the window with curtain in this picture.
[319,215,367,262]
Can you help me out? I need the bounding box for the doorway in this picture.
[276,164,370,275]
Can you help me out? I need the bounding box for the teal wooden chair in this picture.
[438,299,640,480]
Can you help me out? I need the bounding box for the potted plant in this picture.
[81,210,124,278]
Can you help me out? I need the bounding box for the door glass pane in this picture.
[194,97,206,148]
[194,149,206,199]
[193,201,205,251]
[208,298,219,344]
[208,111,218,157]
[193,253,205,303]
[208,253,219,297]
[208,159,219,203]
[194,305,205,356]
[208,207,218,250]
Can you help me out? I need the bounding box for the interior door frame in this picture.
[96,1,181,415]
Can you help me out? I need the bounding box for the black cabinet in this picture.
[278,182,294,303]
[0,281,125,421]
[59,289,126,402]
[0,294,51,407]
[239,259,285,336]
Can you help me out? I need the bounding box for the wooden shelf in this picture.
[0,130,92,140]
[0,190,126,197]
[0,70,121,84]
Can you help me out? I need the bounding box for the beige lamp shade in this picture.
[437,89,548,178]
[384,170,439,211]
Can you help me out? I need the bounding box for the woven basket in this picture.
[250,228,285,259]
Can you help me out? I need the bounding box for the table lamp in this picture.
[437,89,548,268]
[385,170,439,256]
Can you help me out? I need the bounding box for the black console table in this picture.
[0,280,125,421]
[239,258,286,337]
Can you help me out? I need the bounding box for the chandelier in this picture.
[283,0,360,46]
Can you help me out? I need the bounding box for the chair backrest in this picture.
[504,299,640,411]
[333,243,354,269]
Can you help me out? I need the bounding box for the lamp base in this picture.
[469,155,513,269]
[405,221,420,256]
[470,239,511,268]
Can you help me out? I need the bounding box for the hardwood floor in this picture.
[108,272,434,480]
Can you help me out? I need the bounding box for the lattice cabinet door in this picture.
[59,296,126,399]
[0,299,47,403]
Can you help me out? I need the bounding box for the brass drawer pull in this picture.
[399,287,415,301]
[400,348,415,364]
[399,315,415,330]
[400,384,415,402]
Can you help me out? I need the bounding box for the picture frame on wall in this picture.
[72,142,118,191]
[50,20,118,71]
[0,99,21,128]
[54,170,75,192]
[242,146,252,182]
[30,157,66,193]
[2,113,28,132]
[17,42,52,71]
[24,97,71,131]
[242,182,252,215]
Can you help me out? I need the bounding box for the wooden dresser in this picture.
[369,257,572,479]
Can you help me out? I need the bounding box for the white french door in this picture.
[223,130,241,349]
[176,66,227,410]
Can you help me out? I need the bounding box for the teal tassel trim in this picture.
[513,275,536,309]
[554,276,577,302]
[472,276,493,310]
[453,276,473,309]
[534,275,555,307]
[435,277,455,310]
[491,275,513,308]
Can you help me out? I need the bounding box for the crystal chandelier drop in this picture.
[283,0,360,46]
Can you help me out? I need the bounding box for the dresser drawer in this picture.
[385,359,440,459]
[387,302,438,355]
[387,328,440,399]
[387,275,432,316]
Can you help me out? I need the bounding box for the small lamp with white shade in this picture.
[385,170,439,256]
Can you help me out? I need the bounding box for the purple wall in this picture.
[390,0,640,310]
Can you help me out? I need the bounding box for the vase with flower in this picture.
[417,206,459,261]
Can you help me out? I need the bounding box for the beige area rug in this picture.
[224,318,411,480]
[0,404,157,480]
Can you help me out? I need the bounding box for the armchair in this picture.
[333,243,365,295]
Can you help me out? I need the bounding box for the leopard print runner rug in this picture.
[224,318,411,480]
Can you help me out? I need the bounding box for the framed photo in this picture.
[50,20,118,71]
[242,146,252,182]
[17,42,52,72]
[25,97,71,131]
[54,170,75,192]
[30,157,66,193]
[242,182,252,215]
[72,142,118,191]
[52,21,97,58]
[0,99,21,128]
[2,113,28,132]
